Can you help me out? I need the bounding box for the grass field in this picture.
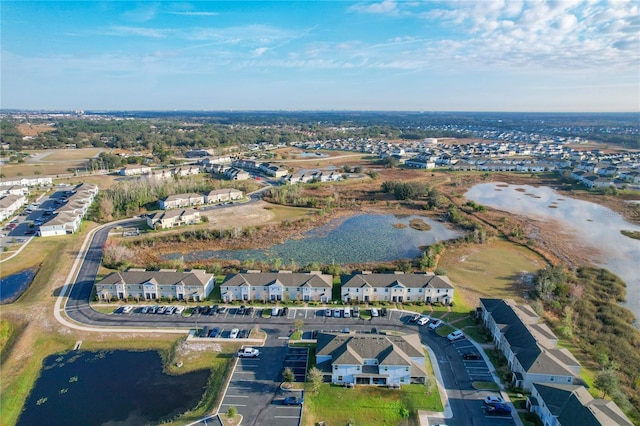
[303,384,442,426]
[439,237,546,306]
[38,148,104,162]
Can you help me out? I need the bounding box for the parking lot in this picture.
[218,341,305,426]
[451,338,494,383]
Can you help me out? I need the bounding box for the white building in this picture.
[219,270,333,302]
[341,272,454,305]
[0,194,26,221]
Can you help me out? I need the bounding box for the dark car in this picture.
[239,329,249,339]
[217,306,227,314]
[463,352,482,360]
[209,327,220,338]
[409,313,420,323]
[381,308,388,317]
[283,396,303,406]
[237,305,246,315]
[201,306,210,315]
[485,402,512,415]
[209,305,218,315]
[281,307,289,316]
[192,306,201,315]
[246,307,254,315]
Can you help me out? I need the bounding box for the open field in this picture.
[34,148,105,162]
[16,123,55,137]
[438,238,547,307]
[303,384,442,426]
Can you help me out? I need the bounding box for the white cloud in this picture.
[169,11,219,16]
[349,0,399,15]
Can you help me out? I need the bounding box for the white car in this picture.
[229,328,240,339]
[429,319,444,329]
[447,330,464,341]
[417,316,430,326]
[174,306,185,315]
[122,305,133,314]
[370,308,379,317]
[484,395,505,405]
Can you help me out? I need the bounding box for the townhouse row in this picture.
[39,183,99,237]
[95,270,455,305]
[478,298,633,426]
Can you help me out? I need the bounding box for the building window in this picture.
[338,376,343,381]
[334,365,338,370]
[407,289,411,293]
[550,376,554,381]
[357,366,360,370]
[405,367,409,371]
[385,289,389,293]
[384,367,388,371]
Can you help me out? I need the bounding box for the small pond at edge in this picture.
[17,350,210,426]
[0,267,38,304]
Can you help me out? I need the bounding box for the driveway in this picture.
[218,335,304,426]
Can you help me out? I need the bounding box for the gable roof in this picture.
[97,269,213,287]
[221,271,332,289]
[341,272,453,290]
[533,383,633,426]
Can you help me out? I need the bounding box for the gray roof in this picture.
[341,272,453,289]
[221,271,332,289]
[316,332,425,373]
[480,298,578,376]
[163,193,204,202]
[97,269,213,287]
[533,383,633,426]
[147,208,199,221]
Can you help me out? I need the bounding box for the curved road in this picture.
[59,219,516,426]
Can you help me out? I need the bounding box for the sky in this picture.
[1,1,639,112]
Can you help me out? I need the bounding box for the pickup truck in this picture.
[237,347,260,358]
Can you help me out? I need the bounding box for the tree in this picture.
[307,367,323,393]
[226,405,237,418]
[294,319,304,331]
[595,369,619,398]
[283,367,295,385]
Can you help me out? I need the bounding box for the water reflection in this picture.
[0,267,38,304]
[465,183,640,321]
[167,214,460,265]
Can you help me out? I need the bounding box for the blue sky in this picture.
[1,1,638,112]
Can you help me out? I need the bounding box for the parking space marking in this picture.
[220,403,247,407]
[225,395,250,398]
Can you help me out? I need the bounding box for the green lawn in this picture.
[303,384,442,426]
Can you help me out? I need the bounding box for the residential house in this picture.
[527,382,633,426]
[224,167,251,180]
[146,208,201,229]
[341,272,454,305]
[259,162,288,178]
[39,212,82,237]
[478,298,581,391]
[0,176,52,187]
[0,185,29,197]
[159,193,205,210]
[205,188,243,204]
[119,165,152,176]
[0,194,26,221]
[219,270,333,302]
[95,269,215,302]
[315,332,427,386]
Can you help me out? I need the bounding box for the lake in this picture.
[0,267,38,304]
[167,214,461,265]
[465,183,640,321]
[16,350,210,426]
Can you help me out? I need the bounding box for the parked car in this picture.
[428,319,444,329]
[246,306,254,315]
[325,308,332,317]
[485,402,511,415]
[140,306,149,314]
[165,306,176,315]
[343,307,351,318]
[238,347,260,357]
[229,328,240,339]
[281,307,288,316]
[148,305,158,314]
[239,329,249,339]
[209,304,218,315]
[353,306,360,317]
[333,308,342,318]
[409,313,421,323]
[417,316,430,326]
[484,395,505,405]
[447,330,464,341]
[209,327,220,338]
[122,305,133,314]
[463,352,482,360]
[157,305,166,314]
[174,306,185,315]
[272,306,281,317]
[217,306,227,314]
[237,305,246,315]
[283,396,303,406]
[381,308,388,317]
[370,308,379,317]
[192,306,201,315]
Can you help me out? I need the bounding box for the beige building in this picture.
[205,188,243,204]
[146,208,200,229]
[220,270,333,302]
[341,272,454,304]
[0,194,26,221]
[119,165,152,176]
[95,269,215,301]
[159,193,205,210]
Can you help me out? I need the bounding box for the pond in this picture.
[465,183,640,321]
[0,267,38,304]
[167,214,461,265]
[17,350,210,426]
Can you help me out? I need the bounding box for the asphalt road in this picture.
[62,222,515,426]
